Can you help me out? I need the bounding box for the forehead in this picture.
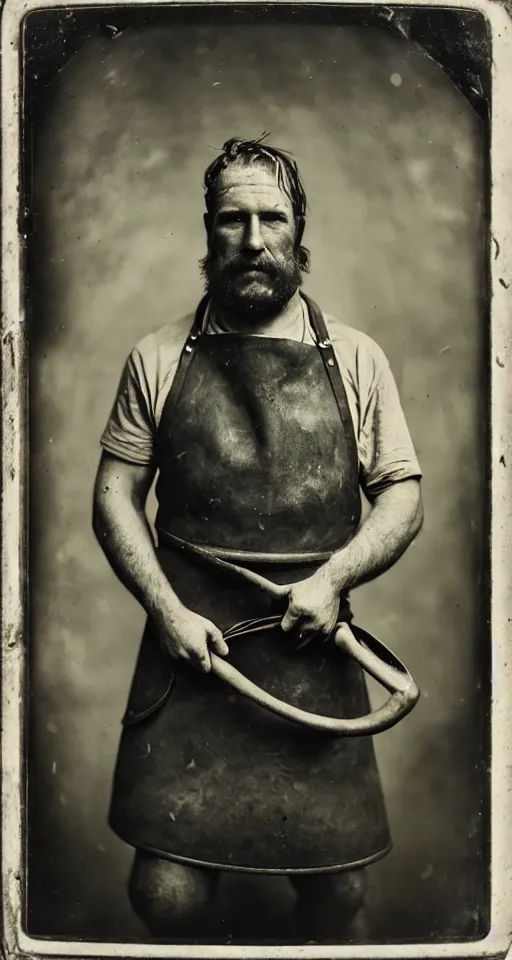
[214,164,294,214]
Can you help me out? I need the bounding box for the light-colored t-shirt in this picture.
[101,301,421,498]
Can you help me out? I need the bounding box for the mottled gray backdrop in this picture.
[27,19,488,943]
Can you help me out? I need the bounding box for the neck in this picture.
[212,289,303,337]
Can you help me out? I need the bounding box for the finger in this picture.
[294,622,330,650]
[188,644,212,673]
[202,620,229,656]
[281,606,301,632]
[304,611,338,636]
[196,653,212,674]
[208,626,229,657]
[300,624,318,639]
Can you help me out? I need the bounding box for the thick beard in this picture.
[200,252,302,325]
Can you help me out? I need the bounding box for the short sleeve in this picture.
[100,347,156,465]
[357,341,422,498]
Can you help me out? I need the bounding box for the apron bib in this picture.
[109,295,391,873]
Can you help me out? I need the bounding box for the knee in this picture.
[292,870,368,920]
[330,872,368,917]
[128,851,217,932]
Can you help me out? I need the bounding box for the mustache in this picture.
[202,252,278,277]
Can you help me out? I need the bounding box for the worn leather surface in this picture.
[109,303,389,871]
[154,331,361,554]
[109,547,391,871]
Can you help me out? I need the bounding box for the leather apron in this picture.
[109,294,391,873]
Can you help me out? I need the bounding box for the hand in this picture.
[281,565,341,644]
[153,600,229,673]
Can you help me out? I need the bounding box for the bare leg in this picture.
[128,850,219,938]
[290,870,369,942]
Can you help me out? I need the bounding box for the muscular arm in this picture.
[93,451,227,670]
[282,479,423,637]
[325,478,423,593]
[93,451,172,609]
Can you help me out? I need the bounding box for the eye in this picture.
[261,212,288,224]
[217,212,245,226]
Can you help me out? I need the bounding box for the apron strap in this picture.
[163,292,350,430]
[157,295,208,426]
[301,293,351,427]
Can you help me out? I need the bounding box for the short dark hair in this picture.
[203,136,310,270]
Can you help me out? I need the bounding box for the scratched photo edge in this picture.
[1,0,511,958]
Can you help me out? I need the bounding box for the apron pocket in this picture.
[121,619,175,726]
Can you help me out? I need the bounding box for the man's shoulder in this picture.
[323,313,389,370]
[131,311,196,367]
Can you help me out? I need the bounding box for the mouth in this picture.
[237,267,272,279]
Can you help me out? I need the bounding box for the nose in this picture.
[243,214,265,253]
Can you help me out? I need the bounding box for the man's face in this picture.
[202,164,302,322]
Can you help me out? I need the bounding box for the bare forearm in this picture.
[93,454,226,671]
[94,503,175,616]
[92,456,184,620]
[324,479,423,594]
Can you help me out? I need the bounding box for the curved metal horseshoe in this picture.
[164,533,420,736]
[211,620,419,736]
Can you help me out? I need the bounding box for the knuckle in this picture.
[191,641,208,658]
[285,608,299,623]
[292,601,308,617]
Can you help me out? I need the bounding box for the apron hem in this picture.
[109,828,393,874]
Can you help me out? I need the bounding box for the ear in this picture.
[295,215,305,247]
[204,212,215,254]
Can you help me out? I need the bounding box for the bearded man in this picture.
[93,137,423,942]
